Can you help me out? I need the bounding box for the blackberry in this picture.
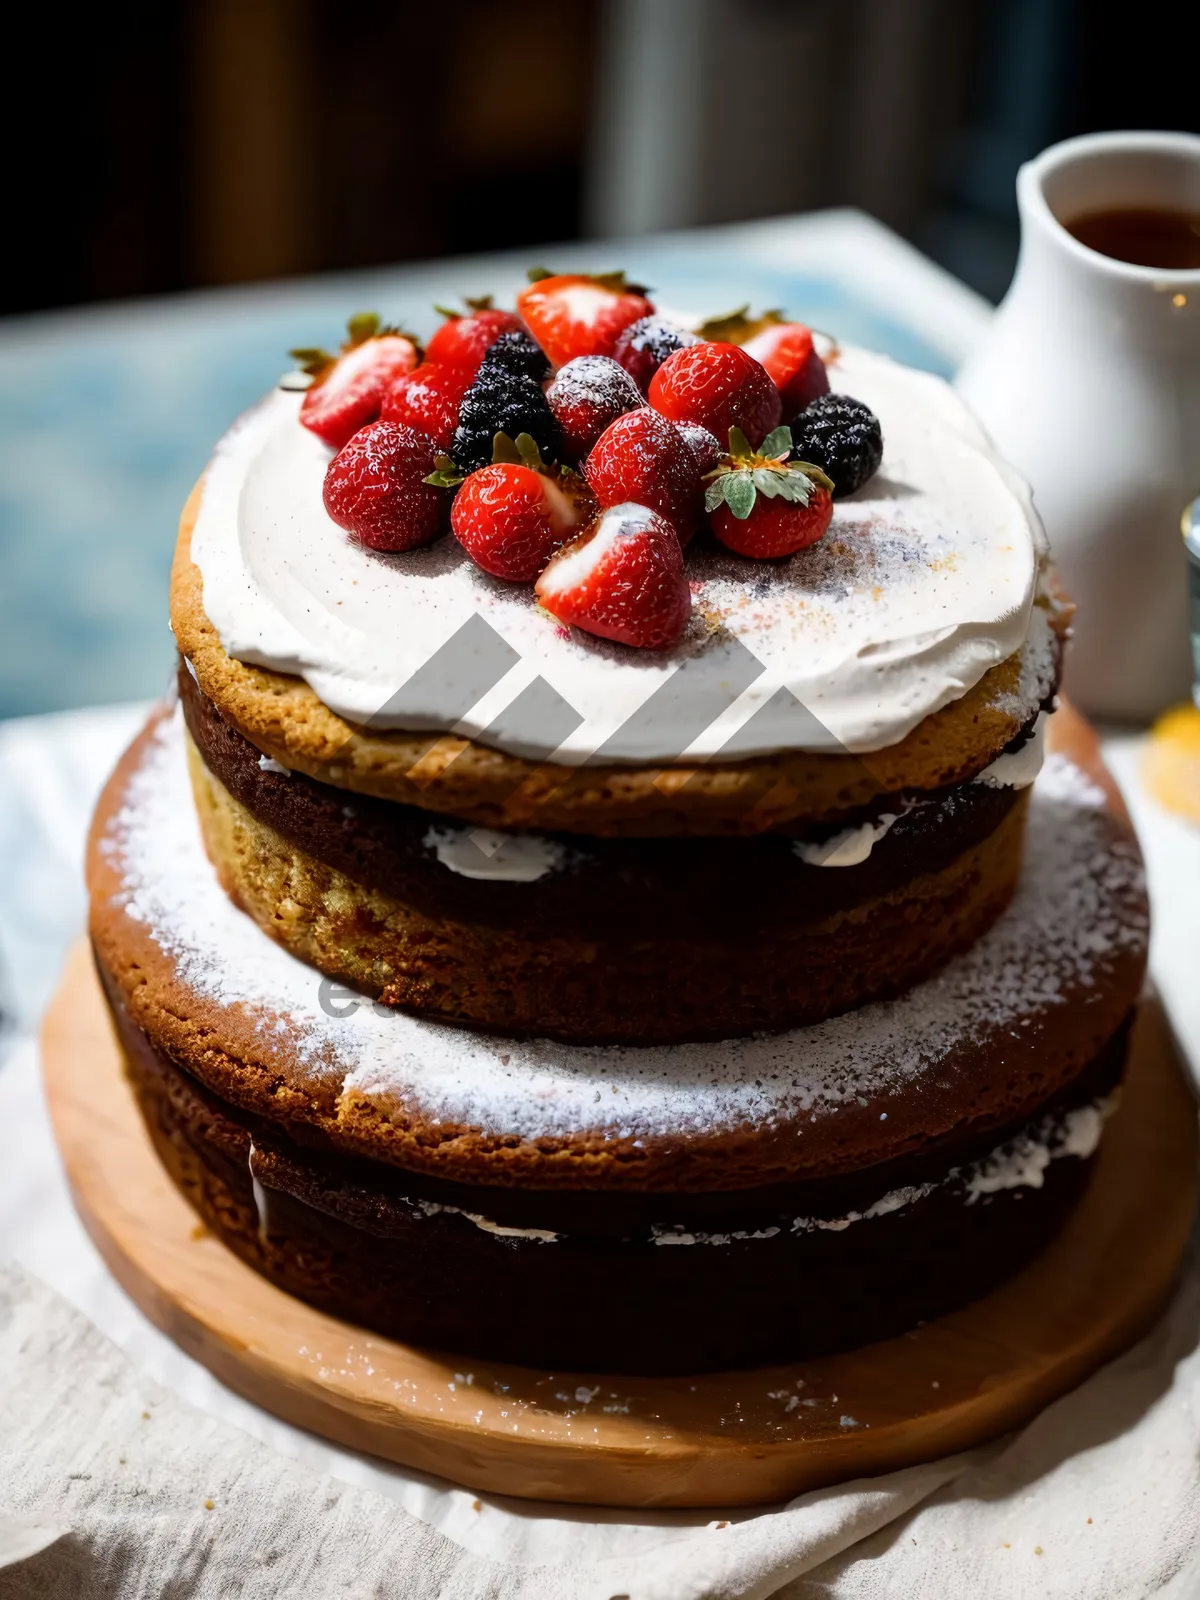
[789,393,883,498]
[452,365,561,472]
[479,328,551,383]
[613,315,699,392]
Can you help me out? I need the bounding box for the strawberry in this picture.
[323,421,443,552]
[535,504,692,649]
[546,355,645,460]
[293,313,420,449]
[704,425,834,558]
[584,408,701,543]
[425,302,524,379]
[675,421,722,475]
[516,270,653,369]
[648,341,781,447]
[740,320,829,415]
[695,307,830,418]
[381,361,471,451]
[449,434,591,581]
[612,314,699,392]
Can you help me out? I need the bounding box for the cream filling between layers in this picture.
[188,344,1048,765]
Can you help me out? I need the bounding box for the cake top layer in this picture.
[191,344,1047,765]
[90,707,1147,1191]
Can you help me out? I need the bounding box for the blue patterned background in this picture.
[0,232,949,721]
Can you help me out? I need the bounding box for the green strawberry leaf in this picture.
[759,425,793,460]
[695,306,751,342]
[588,270,650,296]
[753,469,786,499]
[793,461,835,494]
[464,294,495,311]
[515,432,546,470]
[346,311,382,345]
[491,433,522,465]
[287,346,333,376]
[526,266,554,282]
[695,306,784,343]
[726,425,754,460]
[723,474,757,520]
[704,480,729,514]
[774,472,815,505]
[491,432,549,471]
[432,303,461,320]
[424,455,466,489]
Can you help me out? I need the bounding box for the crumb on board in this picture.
[472,1500,481,1513]
[204,1499,215,1511]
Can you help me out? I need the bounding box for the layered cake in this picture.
[88,276,1148,1373]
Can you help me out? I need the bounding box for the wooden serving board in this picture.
[43,942,1199,1508]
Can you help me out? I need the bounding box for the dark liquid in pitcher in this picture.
[1065,205,1200,268]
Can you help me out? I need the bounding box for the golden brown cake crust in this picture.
[170,484,1064,837]
[186,730,1028,1044]
[88,702,1146,1194]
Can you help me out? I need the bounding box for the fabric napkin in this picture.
[4,707,1200,1596]
[3,1238,1200,1598]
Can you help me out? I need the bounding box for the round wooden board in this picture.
[43,941,1199,1509]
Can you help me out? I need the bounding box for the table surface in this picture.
[1,211,1197,1580]
[0,208,988,721]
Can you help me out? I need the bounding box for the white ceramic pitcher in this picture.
[956,130,1200,722]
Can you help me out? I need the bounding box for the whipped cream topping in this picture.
[189,344,1048,765]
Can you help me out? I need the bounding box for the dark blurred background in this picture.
[10,0,1196,318]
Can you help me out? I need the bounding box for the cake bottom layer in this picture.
[109,971,1128,1374]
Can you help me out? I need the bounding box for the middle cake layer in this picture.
[180,663,1030,1043]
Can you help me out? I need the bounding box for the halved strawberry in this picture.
[449,434,592,581]
[294,314,420,449]
[425,302,524,379]
[323,421,443,552]
[695,307,830,417]
[546,355,645,460]
[517,270,653,369]
[648,342,781,447]
[535,504,692,649]
[381,361,471,451]
[584,408,701,543]
[704,425,833,557]
[740,320,829,416]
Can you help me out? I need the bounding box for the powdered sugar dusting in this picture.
[105,710,1146,1145]
[191,345,1047,761]
[547,354,644,415]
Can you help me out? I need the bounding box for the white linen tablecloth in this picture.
[2,704,1199,1599]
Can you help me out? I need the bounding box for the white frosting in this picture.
[188,345,1049,764]
[257,753,290,776]
[424,824,566,882]
[794,812,901,868]
[974,709,1049,790]
[414,1199,560,1242]
[103,710,1146,1151]
[650,1093,1116,1246]
[964,1094,1112,1199]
